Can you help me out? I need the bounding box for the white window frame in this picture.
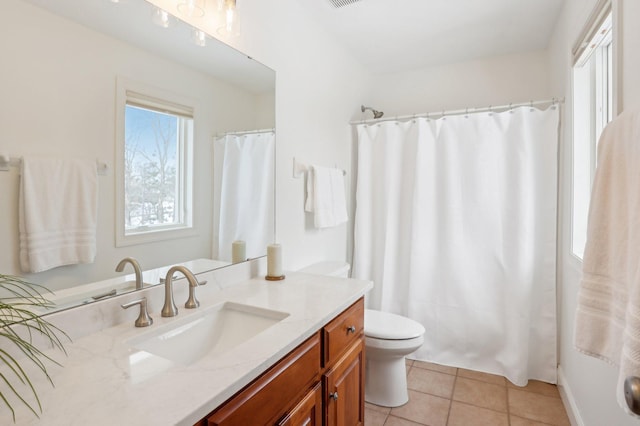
[570,0,619,261]
[115,78,196,247]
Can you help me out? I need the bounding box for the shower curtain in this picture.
[214,132,275,262]
[352,107,559,385]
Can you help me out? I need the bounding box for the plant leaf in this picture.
[0,275,67,422]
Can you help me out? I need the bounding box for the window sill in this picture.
[116,226,197,247]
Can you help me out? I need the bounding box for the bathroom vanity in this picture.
[2,260,372,425]
[203,298,365,426]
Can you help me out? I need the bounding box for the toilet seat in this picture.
[365,309,425,340]
[365,334,424,351]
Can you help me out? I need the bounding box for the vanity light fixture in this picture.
[177,0,205,18]
[151,7,172,28]
[217,0,240,37]
[191,28,207,47]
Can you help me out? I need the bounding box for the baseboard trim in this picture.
[558,365,585,426]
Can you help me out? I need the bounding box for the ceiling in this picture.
[299,0,566,74]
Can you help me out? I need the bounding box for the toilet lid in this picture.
[364,309,425,340]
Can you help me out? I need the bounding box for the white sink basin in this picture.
[126,302,289,366]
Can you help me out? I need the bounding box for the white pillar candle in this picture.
[267,243,283,278]
[232,240,246,263]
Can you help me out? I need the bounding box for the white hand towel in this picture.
[304,165,348,228]
[19,157,98,273]
[574,110,640,417]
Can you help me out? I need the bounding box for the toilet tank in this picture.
[298,261,351,278]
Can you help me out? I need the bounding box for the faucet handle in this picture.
[121,297,153,327]
[185,281,200,309]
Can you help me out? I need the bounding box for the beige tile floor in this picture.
[364,360,571,426]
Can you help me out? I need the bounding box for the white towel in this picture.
[19,157,98,273]
[304,165,348,228]
[574,110,640,416]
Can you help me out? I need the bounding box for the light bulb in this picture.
[177,0,205,18]
[191,28,207,47]
[217,0,240,37]
[152,7,171,28]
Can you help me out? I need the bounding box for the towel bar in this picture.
[0,155,108,175]
[292,157,346,178]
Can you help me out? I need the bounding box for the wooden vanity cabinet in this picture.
[322,300,365,426]
[204,333,321,426]
[200,298,365,426]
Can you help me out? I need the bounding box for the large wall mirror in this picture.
[0,0,275,313]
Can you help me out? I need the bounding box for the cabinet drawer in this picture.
[322,298,364,367]
[277,382,322,426]
[207,333,321,426]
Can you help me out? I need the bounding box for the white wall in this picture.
[0,0,265,291]
[549,0,640,424]
[233,1,371,271]
[367,49,552,117]
[148,0,371,271]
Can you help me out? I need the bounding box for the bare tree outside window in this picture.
[124,105,186,232]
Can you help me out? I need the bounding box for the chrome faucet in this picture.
[115,257,143,290]
[161,265,200,317]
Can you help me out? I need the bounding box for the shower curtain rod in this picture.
[215,128,275,138]
[349,98,565,125]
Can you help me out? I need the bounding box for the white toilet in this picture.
[298,261,426,407]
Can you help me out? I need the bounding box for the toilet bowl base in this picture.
[364,354,409,407]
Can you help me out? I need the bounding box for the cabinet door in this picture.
[324,339,364,426]
[207,333,321,426]
[278,382,323,426]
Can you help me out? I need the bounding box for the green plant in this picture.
[0,274,68,422]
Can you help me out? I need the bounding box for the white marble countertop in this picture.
[2,267,372,425]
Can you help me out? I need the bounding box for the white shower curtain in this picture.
[353,107,559,385]
[214,132,275,262]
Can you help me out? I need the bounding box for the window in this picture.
[116,80,195,246]
[571,2,614,260]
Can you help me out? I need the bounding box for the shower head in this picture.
[361,105,384,119]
